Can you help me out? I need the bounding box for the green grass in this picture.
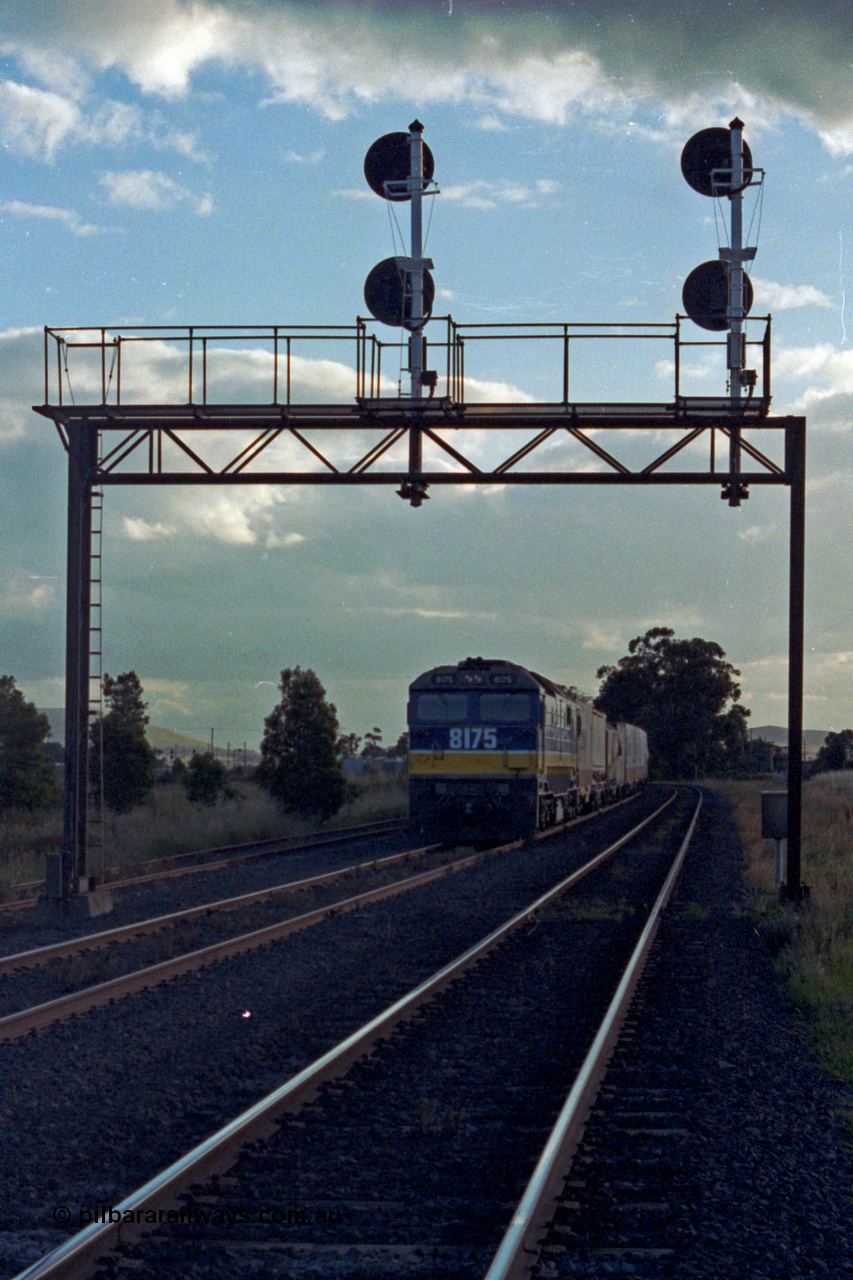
[708,773,853,1087]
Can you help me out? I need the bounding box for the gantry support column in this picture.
[785,416,806,898]
[59,417,97,902]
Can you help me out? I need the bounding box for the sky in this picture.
[2,0,853,750]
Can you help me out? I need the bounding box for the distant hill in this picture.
[40,710,211,756]
[752,725,829,755]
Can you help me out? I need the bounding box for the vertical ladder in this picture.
[87,479,106,884]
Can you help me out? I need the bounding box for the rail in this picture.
[483,788,702,1280]
[0,818,407,910]
[0,841,442,977]
[0,845,493,1042]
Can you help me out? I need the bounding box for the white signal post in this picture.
[405,119,430,505]
[409,120,426,404]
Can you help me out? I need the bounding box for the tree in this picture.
[361,727,383,759]
[91,670,156,812]
[336,732,362,760]
[182,751,229,806]
[257,667,347,819]
[813,729,853,773]
[595,627,750,778]
[103,672,149,726]
[0,676,60,810]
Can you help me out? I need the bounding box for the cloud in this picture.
[462,376,536,403]
[264,532,305,549]
[183,486,288,546]
[2,574,58,616]
[441,178,560,210]
[817,123,853,158]
[771,342,853,407]
[474,114,508,132]
[334,567,495,623]
[1,0,229,101]
[751,278,836,312]
[737,524,778,545]
[0,327,46,444]
[142,678,194,719]
[119,489,308,551]
[115,484,301,549]
[813,650,853,678]
[1,199,106,237]
[806,470,850,495]
[4,1,853,151]
[0,77,209,162]
[122,517,177,541]
[655,357,715,383]
[342,605,496,621]
[580,621,628,652]
[284,149,324,164]
[580,609,707,655]
[0,395,37,445]
[0,79,80,160]
[99,169,213,214]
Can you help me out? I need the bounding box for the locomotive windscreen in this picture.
[414,692,468,721]
[412,691,534,723]
[478,692,533,722]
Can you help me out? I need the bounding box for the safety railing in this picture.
[41,315,772,413]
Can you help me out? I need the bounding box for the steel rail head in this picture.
[0,846,495,1044]
[11,793,678,1280]
[482,788,703,1280]
[0,842,443,977]
[5,816,407,905]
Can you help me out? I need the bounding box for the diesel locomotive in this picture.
[408,657,648,840]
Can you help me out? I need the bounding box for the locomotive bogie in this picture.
[408,658,649,841]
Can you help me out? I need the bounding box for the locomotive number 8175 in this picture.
[448,727,498,749]
[408,656,649,841]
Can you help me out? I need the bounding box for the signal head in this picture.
[681,126,753,197]
[364,258,436,329]
[364,131,435,201]
[682,260,754,331]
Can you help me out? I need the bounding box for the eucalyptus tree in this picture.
[596,627,749,777]
[258,667,347,819]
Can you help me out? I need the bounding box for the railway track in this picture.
[0,841,446,979]
[0,795,642,1038]
[0,818,407,910]
[0,841,504,1040]
[483,792,700,1280]
[6,787,693,1280]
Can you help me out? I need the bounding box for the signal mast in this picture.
[681,119,763,506]
[363,121,439,505]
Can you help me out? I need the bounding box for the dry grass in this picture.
[0,808,63,895]
[0,770,409,899]
[331,771,408,827]
[709,773,853,1085]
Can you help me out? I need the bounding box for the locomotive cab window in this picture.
[478,692,533,723]
[414,692,469,722]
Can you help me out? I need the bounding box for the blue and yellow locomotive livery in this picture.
[408,657,648,840]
